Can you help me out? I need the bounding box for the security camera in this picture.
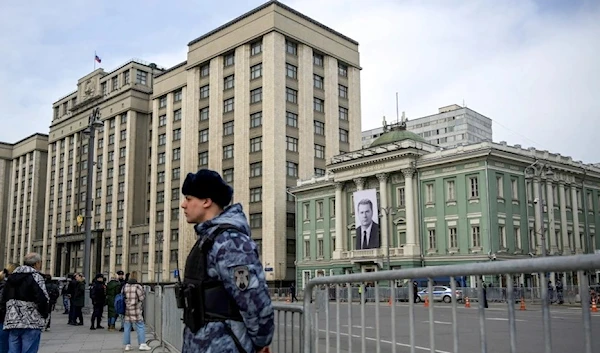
[491,254,497,261]
[528,252,535,258]
[533,198,539,204]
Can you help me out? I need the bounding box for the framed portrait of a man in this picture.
[353,189,380,250]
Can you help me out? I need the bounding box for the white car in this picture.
[417,286,463,303]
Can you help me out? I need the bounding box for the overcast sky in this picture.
[0,0,598,163]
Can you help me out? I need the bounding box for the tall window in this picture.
[250,112,262,128]
[250,187,262,202]
[224,75,234,90]
[314,121,325,135]
[286,112,298,127]
[472,226,481,247]
[446,180,456,201]
[428,229,436,249]
[286,136,298,152]
[250,63,262,79]
[250,137,262,152]
[314,144,325,159]
[223,145,234,159]
[469,176,479,198]
[425,184,434,204]
[514,227,521,249]
[286,64,297,79]
[499,225,506,248]
[286,88,297,103]
[250,88,262,103]
[286,161,298,177]
[314,75,324,89]
[200,85,209,99]
[223,98,234,113]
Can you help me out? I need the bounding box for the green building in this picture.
[290,122,600,289]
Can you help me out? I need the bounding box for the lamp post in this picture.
[156,233,164,283]
[82,107,104,308]
[524,161,554,257]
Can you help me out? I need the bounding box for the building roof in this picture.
[187,0,359,47]
[369,126,425,147]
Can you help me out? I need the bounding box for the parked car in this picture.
[417,286,463,303]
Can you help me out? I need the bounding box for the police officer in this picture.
[179,169,274,353]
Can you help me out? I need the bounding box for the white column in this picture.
[353,177,364,191]
[533,178,543,253]
[571,186,582,253]
[545,179,556,252]
[403,168,419,255]
[377,173,389,255]
[333,182,344,258]
[558,182,569,254]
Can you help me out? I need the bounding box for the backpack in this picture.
[115,287,126,315]
[47,283,60,305]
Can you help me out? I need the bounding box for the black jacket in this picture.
[0,279,6,323]
[0,266,49,330]
[90,281,107,306]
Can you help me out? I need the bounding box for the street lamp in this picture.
[82,107,104,308]
[524,160,554,257]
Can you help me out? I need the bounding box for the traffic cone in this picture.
[424,296,429,308]
[519,297,526,311]
[286,294,291,303]
[591,298,598,313]
[388,296,392,306]
[464,297,471,308]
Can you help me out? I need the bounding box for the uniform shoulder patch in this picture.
[233,265,250,291]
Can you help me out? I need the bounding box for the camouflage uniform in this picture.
[182,203,274,353]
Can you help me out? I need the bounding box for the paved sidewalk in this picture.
[39,312,156,353]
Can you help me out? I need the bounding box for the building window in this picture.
[223,168,234,183]
[250,187,262,203]
[172,167,180,180]
[121,113,127,124]
[199,151,208,166]
[157,191,165,203]
[158,133,166,146]
[174,89,182,102]
[200,107,209,121]
[396,187,405,207]
[250,63,262,79]
[316,201,324,218]
[123,70,130,85]
[174,109,182,121]
[314,98,324,112]
[286,136,298,152]
[428,229,436,249]
[314,75,324,89]
[251,41,262,56]
[200,85,209,99]
[199,129,209,143]
[286,112,298,127]
[223,145,234,159]
[136,70,148,85]
[514,227,521,249]
[173,128,181,141]
[338,63,348,77]
[223,121,234,136]
[250,213,262,228]
[339,106,348,120]
[472,226,481,247]
[286,64,297,79]
[446,180,456,201]
[159,96,167,108]
[449,227,458,248]
[338,84,348,98]
[224,75,235,90]
[223,98,234,113]
[313,53,323,66]
[497,176,504,198]
[200,64,209,77]
[469,176,479,198]
[499,225,506,248]
[173,148,180,160]
[511,178,518,199]
[224,52,235,67]
[317,239,324,258]
[286,88,297,103]
[286,161,298,177]
[119,147,126,158]
[250,87,262,104]
[339,129,349,143]
[425,184,434,204]
[120,130,127,141]
[250,162,262,177]
[250,112,262,128]
[314,144,325,159]
[159,115,167,126]
[315,168,326,176]
[314,121,325,135]
[286,40,297,55]
[250,137,262,152]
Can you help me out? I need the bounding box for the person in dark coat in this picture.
[69,273,85,326]
[413,282,419,303]
[105,277,121,331]
[117,270,127,332]
[90,274,107,330]
[0,263,18,353]
[66,274,78,325]
[44,274,60,331]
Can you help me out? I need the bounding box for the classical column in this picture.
[545,179,556,252]
[377,173,389,255]
[353,177,365,191]
[403,168,419,255]
[334,182,344,257]
[558,182,569,254]
[533,178,543,253]
[570,186,582,253]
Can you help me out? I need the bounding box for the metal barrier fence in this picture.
[303,254,600,353]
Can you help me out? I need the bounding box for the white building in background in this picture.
[361,104,493,148]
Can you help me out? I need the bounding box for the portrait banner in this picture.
[353,189,380,250]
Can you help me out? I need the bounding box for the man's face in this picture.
[118,275,124,280]
[358,204,373,227]
[181,195,208,223]
[34,261,42,271]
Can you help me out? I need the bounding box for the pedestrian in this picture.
[105,276,121,331]
[482,281,489,309]
[290,283,298,302]
[60,280,70,315]
[90,274,107,330]
[178,169,274,353]
[413,282,419,303]
[0,263,18,353]
[122,272,151,351]
[0,253,49,353]
[66,273,77,325]
[43,274,60,332]
[116,270,127,332]
[69,274,85,326]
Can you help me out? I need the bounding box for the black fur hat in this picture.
[181,169,233,208]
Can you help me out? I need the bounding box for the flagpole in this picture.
[94,51,96,70]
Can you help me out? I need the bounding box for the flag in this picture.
[95,54,101,63]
